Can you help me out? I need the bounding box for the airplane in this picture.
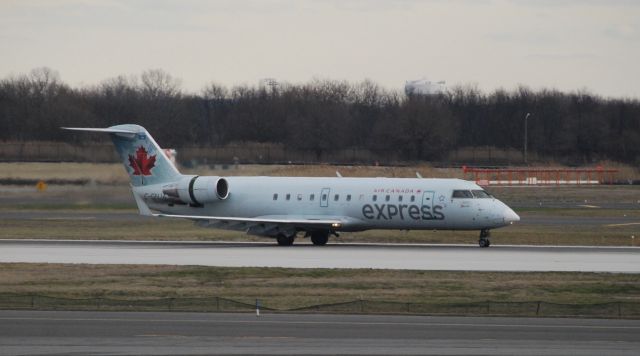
[63,124,520,248]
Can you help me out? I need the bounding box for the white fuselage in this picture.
[62,124,519,246]
[137,176,519,233]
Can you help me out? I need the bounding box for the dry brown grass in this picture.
[5,162,637,182]
[1,263,638,309]
[175,163,463,179]
[0,162,461,181]
[490,186,640,206]
[2,164,638,212]
[0,162,129,184]
[0,185,133,210]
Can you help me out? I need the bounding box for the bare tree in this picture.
[203,82,228,101]
[28,67,61,99]
[1,67,640,165]
[140,69,181,99]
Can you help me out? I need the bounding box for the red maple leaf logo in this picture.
[128,146,156,176]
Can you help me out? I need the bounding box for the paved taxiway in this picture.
[1,240,638,272]
[1,310,639,355]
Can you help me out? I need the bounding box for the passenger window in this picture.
[346,194,351,201]
[322,194,327,201]
[471,190,491,199]
[297,194,302,201]
[410,195,415,202]
[385,195,390,202]
[286,194,291,201]
[452,190,473,199]
[334,194,339,201]
[273,193,278,201]
[398,195,403,202]
[372,195,377,202]
[310,194,315,201]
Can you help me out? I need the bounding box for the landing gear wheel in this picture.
[276,233,295,246]
[310,231,329,246]
[479,229,491,248]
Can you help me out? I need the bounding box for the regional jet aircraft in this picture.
[63,124,519,247]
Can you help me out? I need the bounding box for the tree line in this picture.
[0,67,638,164]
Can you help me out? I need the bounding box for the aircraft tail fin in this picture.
[62,124,182,187]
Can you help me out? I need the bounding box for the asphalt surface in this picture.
[2,210,639,272]
[1,310,639,355]
[1,239,639,272]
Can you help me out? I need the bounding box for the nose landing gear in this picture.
[479,229,491,248]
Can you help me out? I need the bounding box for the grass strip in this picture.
[1,263,638,317]
[1,214,638,246]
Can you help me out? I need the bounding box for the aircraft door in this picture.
[320,188,330,207]
[421,190,434,209]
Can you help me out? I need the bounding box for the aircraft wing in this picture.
[153,213,346,230]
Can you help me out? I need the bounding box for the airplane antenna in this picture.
[336,171,343,178]
[416,172,423,179]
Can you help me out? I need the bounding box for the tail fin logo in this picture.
[128,146,156,176]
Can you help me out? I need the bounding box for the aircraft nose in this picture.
[503,207,520,224]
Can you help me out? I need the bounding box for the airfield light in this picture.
[524,113,532,164]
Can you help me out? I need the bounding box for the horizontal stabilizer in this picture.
[61,127,138,137]
[62,124,182,186]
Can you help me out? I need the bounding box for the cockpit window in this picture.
[471,190,491,198]
[452,190,474,199]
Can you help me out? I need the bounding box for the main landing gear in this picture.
[310,231,329,246]
[276,233,295,246]
[479,229,491,248]
[275,230,334,246]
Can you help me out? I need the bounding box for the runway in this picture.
[1,310,639,355]
[1,240,639,272]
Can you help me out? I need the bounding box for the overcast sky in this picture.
[1,0,639,97]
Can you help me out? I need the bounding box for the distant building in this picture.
[163,148,177,167]
[405,78,446,95]
[259,78,279,91]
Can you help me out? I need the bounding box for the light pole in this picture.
[524,113,531,164]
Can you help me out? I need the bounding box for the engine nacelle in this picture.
[170,176,229,206]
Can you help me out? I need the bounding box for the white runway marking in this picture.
[0,240,638,272]
[605,222,640,227]
[32,217,96,221]
[578,204,600,208]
